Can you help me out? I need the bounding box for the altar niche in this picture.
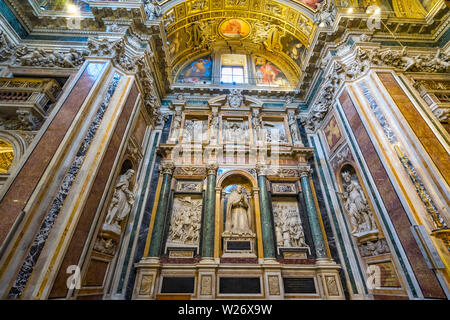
[216,171,262,259]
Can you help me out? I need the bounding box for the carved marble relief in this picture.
[360,239,390,257]
[167,195,203,246]
[272,200,309,249]
[182,118,208,143]
[263,120,288,144]
[222,118,250,143]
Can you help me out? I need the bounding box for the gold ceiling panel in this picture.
[163,0,317,86]
[164,0,316,47]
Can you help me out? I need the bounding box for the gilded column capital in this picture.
[159,161,175,175]
[297,164,312,178]
[206,162,219,175]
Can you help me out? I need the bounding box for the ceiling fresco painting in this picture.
[177,55,213,84]
[164,0,317,87]
[254,56,289,86]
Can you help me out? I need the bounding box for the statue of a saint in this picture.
[224,186,254,236]
[103,169,135,235]
[341,171,376,234]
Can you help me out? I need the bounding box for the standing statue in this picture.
[251,109,262,143]
[224,186,254,236]
[287,110,301,146]
[144,0,161,20]
[341,171,376,235]
[209,109,219,143]
[103,169,135,235]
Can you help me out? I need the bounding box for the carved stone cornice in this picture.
[159,161,175,175]
[363,46,450,74]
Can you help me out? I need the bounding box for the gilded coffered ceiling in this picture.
[162,0,317,86]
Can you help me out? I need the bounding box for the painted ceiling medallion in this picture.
[219,19,251,40]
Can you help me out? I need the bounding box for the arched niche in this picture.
[336,163,379,242]
[0,131,27,172]
[215,170,263,258]
[0,139,14,174]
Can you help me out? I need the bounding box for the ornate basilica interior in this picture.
[0,0,448,300]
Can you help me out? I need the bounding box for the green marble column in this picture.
[298,165,327,259]
[256,166,276,258]
[148,161,174,258]
[201,163,218,258]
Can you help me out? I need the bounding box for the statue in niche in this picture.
[103,169,135,235]
[273,203,308,248]
[287,110,302,146]
[168,196,202,245]
[209,109,219,143]
[224,186,254,236]
[170,110,182,141]
[251,109,263,143]
[341,171,377,235]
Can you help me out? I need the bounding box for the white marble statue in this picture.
[287,110,301,146]
[224,186,254,236]
[144,0,161,20]
[252,109,263,143]
[341,171,377,235]
[103,169,135,235]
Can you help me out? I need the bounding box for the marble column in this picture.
[148,161,174,257]
[201,163,218,258]
[298,165,327,259]
[256,165,276,259]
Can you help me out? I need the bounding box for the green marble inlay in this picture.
[257,175,276,258]
[116,131,160,293]
[201,173,216,257]
[148,172,172,257]
[300,176,327,259]
[311,136,362,294]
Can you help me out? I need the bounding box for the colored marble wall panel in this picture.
[48,83,138,299]
[0,63,104,248]
[377,73,450,186]
[339,90,445,299]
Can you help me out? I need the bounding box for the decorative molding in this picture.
[173,166,207,177]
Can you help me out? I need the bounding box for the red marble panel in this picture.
[48,83,139,299]
[377,73,450,186]
[0,63,105,247]
[339,90,445,299]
